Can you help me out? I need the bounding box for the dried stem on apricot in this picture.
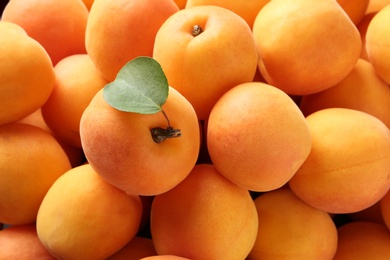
[192,25,203,36]
[151,109,181,143]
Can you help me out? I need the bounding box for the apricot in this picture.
[150,164,258,259]
[0,21,55,125]
[36,164,143,260]
[0,224,56,259]
[0,123,71,225]
[85,0,178,81]
[247,188,338,259]
[289,108,390,214]
[185,0,270,29]
[299,59,390,128]
[41,54,108,148]
[333,222,390,259]
[365,4,390,84]
[207,82,312,192]
[107,237,157,260]
[80,87,200,196]
[2,0,88,65]
[153,5,258,120]
[252,0,361,95]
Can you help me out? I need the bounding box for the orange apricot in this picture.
[207,82,312,192]
[336,0,369,25]
[299,58,390,128]
[185,0,270,29]
[247,188,338,259]
[36,164,143,260]
[333,222,390,259]
[289,108,390,214]
[0,224,56,259]
[107,237,157,260]
[85,0,179,81]
[41,54,108,148]
[252,0,361,95]
[0,123,71,225]
[153,5,258,120]
[0,21,55,125]
[2,0,88,65]
[365,4,390,84]
[150,164,258,259]
[80,87,200,196]
[349,201,385,225]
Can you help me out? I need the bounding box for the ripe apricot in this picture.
[337,0,369,25]
[107,236,157,260]
[150,164,258,259]
[36,164,143,260]
[0,21,55,125]
[247,188,338,259]
[80,87,200,196]
[0,224,56,259]
[333,222,390,259]
[2,0,88,65]
[185,0,270,29]
[41,54,108,148]
[289,108,390,214]
[153,5,258,120]
[0,123,71,225]
[299,59,390,128]
[365,4,390,84]
[207,82,312,192]
[85,0,178,81]
[252,0,361,95]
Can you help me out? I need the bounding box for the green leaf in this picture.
[103,56,169,114]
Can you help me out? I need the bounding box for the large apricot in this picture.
[289,108,390,214]
[0,21,55,125]
[299,59,390,128]
[247,188,338,259]
[36,164,143,260]
[153,5,258,120]
[80,87,200,196]
[252,0,361,95]
[0,224,55,259]
[207,82,312,192]
[0,123,71,225]
[2,0,88,65]
[365,4,390,84]
[41,54,108,148]
[85,0,178,81]
[150,164,258,259]
[333,222,390,259]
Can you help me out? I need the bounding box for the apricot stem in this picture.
[150,109,181,143]
[192,25,203,36]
